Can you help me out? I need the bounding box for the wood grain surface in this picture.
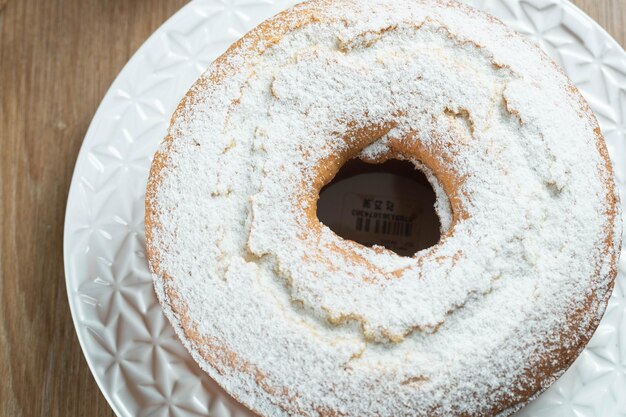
[0,0,624,416]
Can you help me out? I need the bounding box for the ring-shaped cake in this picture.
[146,0,622,415]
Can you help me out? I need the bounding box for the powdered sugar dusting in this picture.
[147,0,621,416]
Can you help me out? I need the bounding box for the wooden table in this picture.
[0,0,624,416]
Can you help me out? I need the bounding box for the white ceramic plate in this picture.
[64,1,626,416]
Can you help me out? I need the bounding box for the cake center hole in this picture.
[317,159,441,257]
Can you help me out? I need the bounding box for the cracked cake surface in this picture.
[145,0,622,415]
